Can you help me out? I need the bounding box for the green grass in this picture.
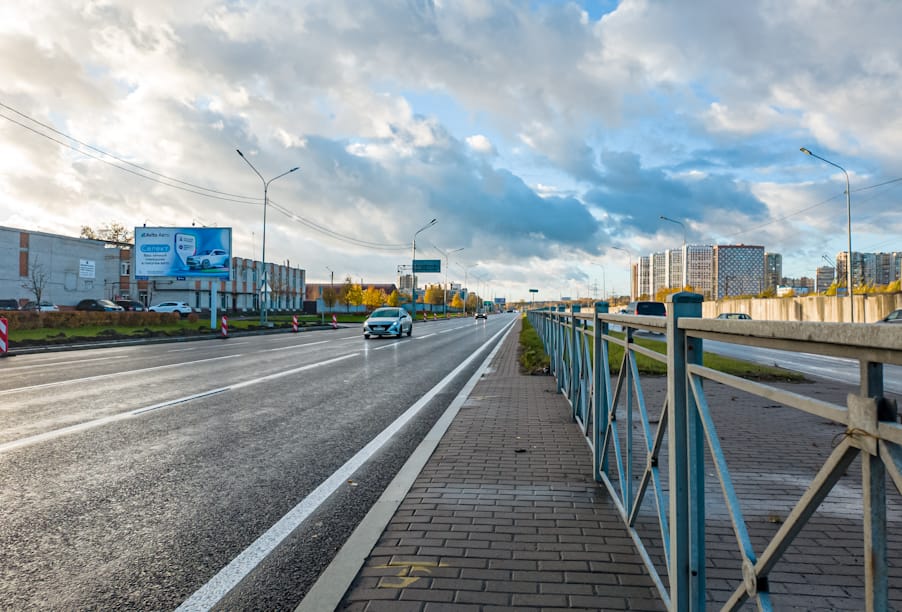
[519,316,551,373]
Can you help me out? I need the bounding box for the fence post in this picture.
[593,302,609,481]
[666,291,704,611]
[569,305,581,416]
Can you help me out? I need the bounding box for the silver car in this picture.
[363,307,413,339]
[878,309,902,324]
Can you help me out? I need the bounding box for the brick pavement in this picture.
[334,318,902,611]
[339,319,664,611]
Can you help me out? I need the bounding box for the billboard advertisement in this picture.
[413,259,441,273]
[134,227,233,279]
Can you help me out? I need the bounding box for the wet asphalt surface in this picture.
[0,314,515,610]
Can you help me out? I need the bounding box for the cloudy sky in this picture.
[2,0,901,302]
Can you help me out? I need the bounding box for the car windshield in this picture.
[370,308,400,318]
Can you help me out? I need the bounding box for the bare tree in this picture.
[22,257,49,304]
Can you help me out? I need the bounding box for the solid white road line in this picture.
[0,353,359,454]
[175,319,518,612]
[0,355,243,396]
[260,340,329,353]
[295,318,517,612]
[0,355,118,371]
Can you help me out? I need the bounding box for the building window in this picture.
[121,261,131,275]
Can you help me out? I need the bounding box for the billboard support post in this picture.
[210,283,217,330]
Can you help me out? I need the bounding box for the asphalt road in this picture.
[703,339,902,394]
[0,313,518,611]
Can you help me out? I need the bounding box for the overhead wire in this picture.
[0,100,410,251]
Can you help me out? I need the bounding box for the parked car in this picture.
[475,311,487,320]
[75,298,124,312]
[363,307,412,339]
[0,299,20,311]
[716,312,752,320]
[115,300,147,311]
[622,301,666,316]
[877,309,902,324]
[186,249,229,270]
[22,301,60,312]
[148,301,193,315]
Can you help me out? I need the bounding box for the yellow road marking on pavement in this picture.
[374,561,449,588]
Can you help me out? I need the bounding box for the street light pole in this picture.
[801,147,854,323]
[434,245,464,318]
[411,219,437,317]
[611,246,633,301]
[237,149,298,325]
[659,215,688,289]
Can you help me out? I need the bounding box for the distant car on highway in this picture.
[0,299,21,311]
[76,298,124,312]
[474,311,487,320]
[186,249,229,270]
[878,309,902,324]
[716,312,752,320]
[623,301,666,316]
[115,300,147,311]
[148,301,193,315]
[363,307,412,339]
[22,301,60,312]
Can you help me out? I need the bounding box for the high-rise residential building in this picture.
[835,251,865,289]
[894,252,902,282]
[637,256,651,299]
[651,252,668,298]
[666,248,684,289]
[685,244,714,299]
[765,252,782,290]
[875,252,901,285]
[815,266,835,293]
[713,245,765,298]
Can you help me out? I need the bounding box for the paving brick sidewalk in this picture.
[339,319,664,611]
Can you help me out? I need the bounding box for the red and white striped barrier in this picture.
[292,314,299,332]
[331,314,338,329]
[0,317,8,356]
[422,312,427,322]
[220,315,228,338]
[433,312,437,321]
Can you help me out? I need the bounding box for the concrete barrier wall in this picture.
[701,293,902,323]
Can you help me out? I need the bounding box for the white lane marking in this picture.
[0,355,243,397]
[168,347,199,352]
[438,328,456,334]
[372,341,402,351]
[340,336,361,342]
[176,319,517,612]
[230,354,357,390]
[415,333,436,340]
[0,353,359,454]
[260,340,329,353]
[0,356,118,371]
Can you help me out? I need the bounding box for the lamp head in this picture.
[236,148,245,157]
[800,147,812,155]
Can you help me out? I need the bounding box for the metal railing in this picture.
[528,293,902,611]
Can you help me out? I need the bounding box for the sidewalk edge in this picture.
[295,319,518,612]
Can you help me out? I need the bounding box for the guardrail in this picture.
[528,293,902,611]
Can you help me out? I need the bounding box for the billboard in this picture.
[135,227,233,279]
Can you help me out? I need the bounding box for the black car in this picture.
[115,300,147,311]
[623,301,666,316]
[76,299,124,312]
[0,299,20,311]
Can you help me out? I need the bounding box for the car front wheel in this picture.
[364,333,370,339]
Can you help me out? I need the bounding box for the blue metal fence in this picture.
[528,293,902,611]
